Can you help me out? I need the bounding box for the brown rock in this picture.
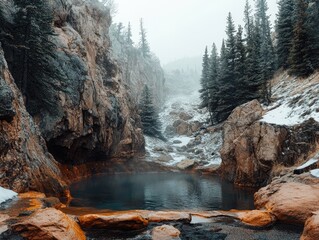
[179,112,193,121]
[0,47,68,197]
[78,213,148,230]
[237,210,276,227]
[176,159,196,170]
[176,121,190,135]
[190,121,201,132]
[152,225,181,240]
[301,211,319,240]
[255,182,319,224]
[11,208,85,240]
[147,211,191,223]
[219,99,319,187]
[19,192,46,199]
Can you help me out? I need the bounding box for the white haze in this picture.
[114,0,278,65]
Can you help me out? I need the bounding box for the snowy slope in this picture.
[0,187,17,204]
[261,72,319,125]
[145,90,222,168]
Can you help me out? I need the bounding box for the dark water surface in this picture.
[70,173,255,210]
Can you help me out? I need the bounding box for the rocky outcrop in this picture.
[38,1,145,165]
[301,211,319,240]
[78,213,148,231]
[152,225,181,240]
[0,0,150,195]
[219,99,319,187]
[237,210,275,227]
[0,46,68,197]
[11,208,86,240]
[255,179,319,225]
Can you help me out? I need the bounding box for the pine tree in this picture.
[212,15,238,124]
[306,0,319,70]
[0,1,12,45]
[234,25,248,105]
[139,85,164,140]
[213,40,232,123]
[11,0,63,114]
[244,0,262,101]
[199,46,210,109]
[207,43,219,123]
[276,0,295,69]
[126,22,133,46]
[255,0,276,104]
[139,18,150,58]
[116,22,124,40]
[289,0,312,77]
[225,13,236,74]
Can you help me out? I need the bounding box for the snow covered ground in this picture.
[145,90,222,168]
[261,72,319,126]
[0,187,17,204]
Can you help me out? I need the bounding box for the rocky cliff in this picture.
[0,0,162,195]
[109,23,165,107]
[0,46,68,197]
[42,0,145,165]
[219,73,319,187]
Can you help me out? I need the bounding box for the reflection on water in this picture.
[70,173,255,211]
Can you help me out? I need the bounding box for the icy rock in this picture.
[176,159,196,170]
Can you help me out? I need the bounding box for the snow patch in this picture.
[261,73,319,126]
[0,187,17,204]
[310,169,319,178]
[296,158,318,170]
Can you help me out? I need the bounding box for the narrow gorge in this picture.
[1,0,319,239]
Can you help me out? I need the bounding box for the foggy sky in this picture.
[114,0,278,65]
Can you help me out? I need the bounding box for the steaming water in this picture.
[70,173,255,210]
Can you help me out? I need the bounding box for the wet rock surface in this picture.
[219,99,319,187]
[301,211,319,240]
[78,213,149,231]
[0,46,68,197]
[10,208,86,240]
[255,180,319,225]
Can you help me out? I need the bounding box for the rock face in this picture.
[11,208,86,240]
[109,22,165,107]
[39,1,145,165]
[0,0,156,195]
[0,47,67,197]
[78,213,148,231]
[301,211,319,240]
[255,181,319,225]
[219,99,319,187]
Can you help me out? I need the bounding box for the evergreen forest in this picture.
[199,0,319,124]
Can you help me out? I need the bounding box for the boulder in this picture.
[176,121,190,135]
[255,182,319,225]
[147,211,191,223]
[237,210,276,227]
[219,99,319,187]
[179,112,193,121]
[301,211,319,240]
[156,154,173,163]
[190,121,201,132]
[176,159,196,170]
[152,225,181,240]
[11,208,85,240]
[78,213,148,230]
